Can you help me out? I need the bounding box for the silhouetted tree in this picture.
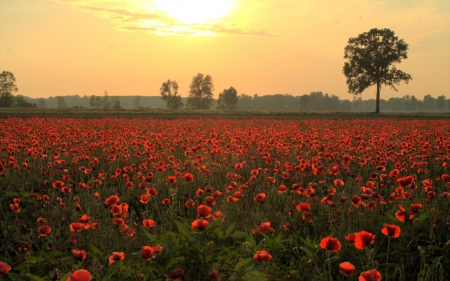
[56,96,67,108]
[217,87,238,110]
[0,71,18,107]
[343,28,412,113]
[160,80,183,110]
[37,98,46,108]
[422,94,436,111]
[436,95,446,111]
[299,95,311,111]
[187,73,214,110]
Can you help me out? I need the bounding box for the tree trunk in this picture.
[375,80,381,114]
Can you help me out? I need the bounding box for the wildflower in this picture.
[192,219,209,230]
[108,252,125,264]
[66,269,91,281]
[142,246,153,261]
[253,250,273,262]
[355,231,375,250]
[345,233,356,244]
[183,173,194,182]
[169,267,184,279]
[142,219,155,228]
[339,262,357,277]
[0,261,11,274]
[381,224,401,238]
[252,222,275,234]
[320,237,342,252]
[72,249,87,261]
[197,204,212,218]
[359,269,382,281]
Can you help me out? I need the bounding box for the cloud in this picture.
[54,0,270,36]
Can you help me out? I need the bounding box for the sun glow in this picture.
[153,0,234,24]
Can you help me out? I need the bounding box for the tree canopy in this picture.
[187,73,214,110]
[343,28,412,113]
[217,87,238,110]
[160,79,183,110]
[0,71,18,107]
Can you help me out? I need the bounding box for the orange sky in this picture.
[1,0,449,100]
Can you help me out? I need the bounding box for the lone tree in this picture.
[343,28,412,114]
[0,71,18,107]
[217,86,238,110]
[160,79,183,110]
[187,73,214,110]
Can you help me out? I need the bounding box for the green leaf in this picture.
[416,211,429,223]
[225,223,235,236]
[235,258,253,270]
[88,243,104,260]
[26,275,44,281]
[231,230,246,240]
[174,220,190,236]
[5,191,20,197]
[140,226,158,244]
[384,212,399,224]
[6,272,20,281]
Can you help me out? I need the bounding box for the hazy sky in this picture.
[1,0,449,100]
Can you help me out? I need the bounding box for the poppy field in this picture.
[0,117,449,281]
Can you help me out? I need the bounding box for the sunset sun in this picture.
[153,0,234,24]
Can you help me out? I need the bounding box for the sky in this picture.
[0,0,449,100]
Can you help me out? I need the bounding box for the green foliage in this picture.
[343,28,412,113]
[160,79,183,110]
[0,71,18,107]
[217,86,238,110]
[187,73,214,110]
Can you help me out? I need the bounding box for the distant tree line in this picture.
[1,70,449,112]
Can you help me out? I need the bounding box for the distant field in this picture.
[0,107,449,119]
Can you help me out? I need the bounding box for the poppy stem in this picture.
[386,237,390,281]
[327,251,333,281]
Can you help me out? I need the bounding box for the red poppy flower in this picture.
[355,231,375,250]
[153,245,163,253]
[183,173,194,182]
[167,176,177,183]
[334,179,345,187]
[142,219,155,228]
[208,269,221,280]
[253,250,273,262]
[192,219,209,230]
[295,202,311,212]
[169,267,184,279]
[320,237,342,252]
[212,211,226,222]
[185,199,195,208]
[0,261,11,274]
[104,195,120,207]
[9,203,20,213]
[162,198,171,205]
[52,180,65,189]
[381,224,401,238]
[345,233,356,244]
[359,269,382,281]
[142,246,153,261]
[147,187,158,196]
[140,195,150,204]
[254,193,267,203]
[410,203,423,213]
[278,184,287,193]
[66,269,91,281]
[72,249,87,260]
[252,222,275,234]
[70,223,83,232]
[197,204,212,218]
[339,262,357,277]
[37,217,47,223]
[38,225,52,238]
[108,252,125,264]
